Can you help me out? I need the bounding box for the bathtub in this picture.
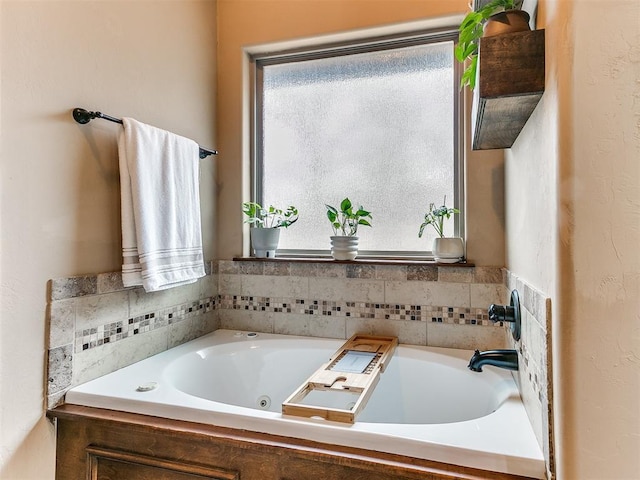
[65,329,545,479]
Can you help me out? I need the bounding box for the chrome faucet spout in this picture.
[468,349,519,372]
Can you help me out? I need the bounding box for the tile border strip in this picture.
[218,294,498,326]
[74,296,217,353]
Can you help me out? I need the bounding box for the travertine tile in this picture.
[289,262,319,277]
[49,299,75,348]
[263,261,291,276]
[115,327,169,371]
[375,265,407,281]
[241,275,309,298]
[385,281,470,307]
[474,266,503,284]
[72,340,120,386]
[238,261,264,275]
[75,291,129,331]
[316,263,346,278]
[346,264,375,279]
[218,260,238,274]
[406,265,438,281]
[168,318,200,349]
[308,277,384,303]
[273,310,346,339]
[198,272,218,299]
[470,283,503,308]
[50,275,97,301]
[218,309,274,334]
[308,315,346,339]
[97,272,126,294]
[47,390,67,410]
[274,313,312,337]
[438,267,474,283]
[196,311,219,337]
[219,274,241,295]
[345,318,427,346]
[128,281,199,318]
[47,344,73,394]
[426,323,506,350]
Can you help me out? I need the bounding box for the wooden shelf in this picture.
[472,29,545,150]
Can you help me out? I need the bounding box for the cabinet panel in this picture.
[87,446,239,480]
[49,405,537,480]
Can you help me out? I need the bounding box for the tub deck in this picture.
[60,329,546,479]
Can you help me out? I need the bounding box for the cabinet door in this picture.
[87,446,239,480]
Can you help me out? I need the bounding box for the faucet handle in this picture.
[488,290,521,341]
[488,304,505,321]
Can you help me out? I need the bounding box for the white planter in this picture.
[251,228,280,258]
[432,237,464,263]
[330,236,359,261]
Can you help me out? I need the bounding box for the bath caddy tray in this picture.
[282,334,398,424]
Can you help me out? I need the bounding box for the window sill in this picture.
[232,256,474,268]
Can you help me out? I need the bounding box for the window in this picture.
[251,28,463,258]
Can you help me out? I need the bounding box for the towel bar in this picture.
[72,108,218,159]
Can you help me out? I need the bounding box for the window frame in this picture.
[249,27,465,260]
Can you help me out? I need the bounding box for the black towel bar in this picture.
[72,108,218,159]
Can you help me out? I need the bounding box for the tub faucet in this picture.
[468,349,518,372]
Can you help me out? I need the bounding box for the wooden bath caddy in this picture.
[282,334,398,424]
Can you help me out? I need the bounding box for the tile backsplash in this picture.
[46,262,219,409]
[503,270,554,480]
[46,260,552,477]
[217,261,507,349]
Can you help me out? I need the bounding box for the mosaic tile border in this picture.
[218,294,499,327]
[74,296,217,353]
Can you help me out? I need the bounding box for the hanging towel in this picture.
[118,117,205,292]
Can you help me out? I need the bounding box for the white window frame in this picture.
[246,23,464,259]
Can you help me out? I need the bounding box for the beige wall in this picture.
[216,0,505,266]
[0,1,217,478]
[506,0,640,478]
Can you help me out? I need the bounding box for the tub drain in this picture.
[257,395,271,409]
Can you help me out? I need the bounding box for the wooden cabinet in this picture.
[472,29,545,150]
[48,404,537,480]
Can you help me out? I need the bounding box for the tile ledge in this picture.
[232,257,475,267]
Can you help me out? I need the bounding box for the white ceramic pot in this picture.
[432,237,464,263]
[330,236,359,261]
[251,227,280,258]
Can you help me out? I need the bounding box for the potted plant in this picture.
[242,202,298,258]
[325,198,372,260]
[455,0,530,90]
[418,197,464,263]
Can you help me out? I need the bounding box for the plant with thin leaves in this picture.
[455,0,518,90]
[242,202,299,228]
[325,198,372,237]
[418,196,460,238]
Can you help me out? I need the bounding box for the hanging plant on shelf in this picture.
[455,0,529,90]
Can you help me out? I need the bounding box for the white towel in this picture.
[118,117,205,292]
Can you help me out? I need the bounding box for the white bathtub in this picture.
[66,329,545,478]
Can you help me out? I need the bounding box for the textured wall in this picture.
[215,0,505,266]
[505,0,640,478]
[0,2,217,478]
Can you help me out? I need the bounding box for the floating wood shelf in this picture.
[282,334,397,424]
[472,29,545,150]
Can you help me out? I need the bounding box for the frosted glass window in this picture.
[254,34,461,256]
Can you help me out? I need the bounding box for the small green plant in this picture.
[418,197,460,238]
[242,202,299,228]
[455,0,518,90]
[325,198,372,237]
